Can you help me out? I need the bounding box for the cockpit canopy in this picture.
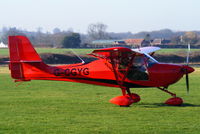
[123,53,158,81]
[90,47,160,81]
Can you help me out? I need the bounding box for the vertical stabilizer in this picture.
[8,36,42,62]
[8,36,44,79]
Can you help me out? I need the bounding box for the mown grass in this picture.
[1,48,200,57]
[0,66,200,134]
[0,48,94,57]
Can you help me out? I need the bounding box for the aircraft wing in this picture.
[132,47,160,54]
[89,46,160,58]
[89,47,133,58]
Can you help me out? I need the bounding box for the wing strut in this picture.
[109,50,135,93]
[90,47,141,106]
[108,50,141,106]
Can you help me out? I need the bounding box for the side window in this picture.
[127,55,149,81]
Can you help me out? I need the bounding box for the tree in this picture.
[87,22,109,40]
[53,28,61,34]
[1,27,25,44]
[182,31,198,44]
[171,36,181,45]
[144,33,151,41]
[62,33,81,48]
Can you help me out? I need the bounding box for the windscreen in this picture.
[127,54,149,81]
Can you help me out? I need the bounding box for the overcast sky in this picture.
[0,0,200,33]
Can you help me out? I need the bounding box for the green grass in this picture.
[1,48,200,57]
[157,48,200,54]
[35,48,94,55]
[0,66,200,134]
[0,48,94,57]
[0,48,8,56]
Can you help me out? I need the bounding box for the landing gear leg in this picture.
[158,87,183,106]
[110,87,141,107]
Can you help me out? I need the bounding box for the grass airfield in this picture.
[0,66,200,134]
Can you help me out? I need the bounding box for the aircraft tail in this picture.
[8,36,50,80]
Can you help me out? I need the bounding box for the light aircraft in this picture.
[8,36,194,107]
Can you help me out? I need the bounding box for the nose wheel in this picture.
[158,87,183,106]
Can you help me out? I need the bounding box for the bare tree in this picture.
[182,31,198,44]
[53,28,61,34]
[87,22,109,40]
[1,27,25,44]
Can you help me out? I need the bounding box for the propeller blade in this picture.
[186,72,189,94]
[185,43,191,94]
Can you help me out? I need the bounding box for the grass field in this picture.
[0,66,200,134]
[0,48,95,57]
[1,48,200,57]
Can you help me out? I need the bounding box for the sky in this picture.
[0,0,200,33]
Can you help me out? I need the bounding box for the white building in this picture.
[0,42,8,48]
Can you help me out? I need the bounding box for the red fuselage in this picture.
[22,58,194,89]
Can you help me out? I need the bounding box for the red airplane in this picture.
[8,36,194,107]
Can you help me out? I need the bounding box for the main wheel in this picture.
[110,95,134,106]
[126,93,141,103]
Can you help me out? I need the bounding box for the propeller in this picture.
[186,71,189,94]
[185,43,190,94]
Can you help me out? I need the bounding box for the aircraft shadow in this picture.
[136,103,200,108]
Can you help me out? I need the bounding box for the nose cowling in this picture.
[181,65,194,74]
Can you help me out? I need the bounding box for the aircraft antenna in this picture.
[70,49,85,63]
[186,43,190,65]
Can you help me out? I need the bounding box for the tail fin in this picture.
[8,36,48,80]
[9,36,42,62]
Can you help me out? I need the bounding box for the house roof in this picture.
[125,39,144,44]
[91,40,125,45]
[92,40,115,45]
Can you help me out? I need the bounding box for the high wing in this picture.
[89,46,160,59]
[89,47,134,59]
[132,46,160,54]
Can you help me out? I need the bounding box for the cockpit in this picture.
[90,46,160,81]
[126,53,158,81]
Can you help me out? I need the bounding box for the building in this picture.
[125,39,151,47]
[114,40,126,45]
[90,40,126,48]
[0,42,8,48]
[152,39,171,45]
[152,39,162,45]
